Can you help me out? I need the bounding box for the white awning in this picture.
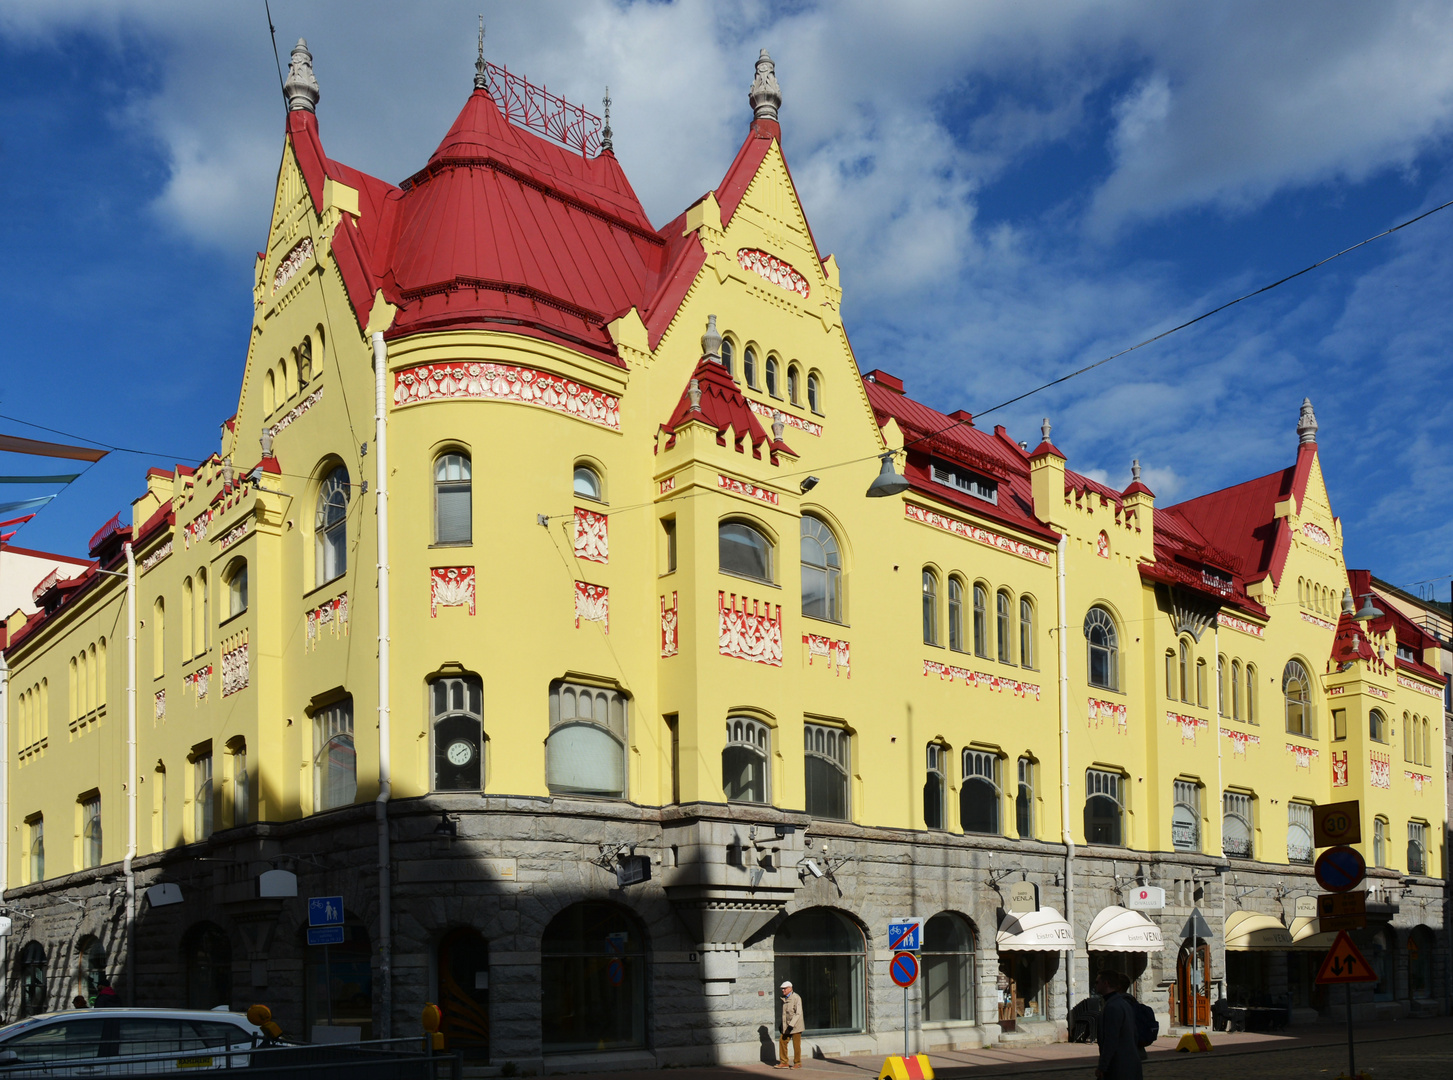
[1288,915,1339,951]
[997,907,1075,952]
[1086,905,1165,953]
[1224,910,1293,950]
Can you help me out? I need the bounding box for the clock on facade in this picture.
[447,740,475,767]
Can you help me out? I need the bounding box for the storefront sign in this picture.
[1293,895,1318,918]
[1125,886,1165,910]
[1006,882,1039,914]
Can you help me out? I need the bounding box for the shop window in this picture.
[1222,791,1254,858]
[961,750,1001,835]
[973,584,988,657]
[546,681,626,799]
[27,816,43,884]
[742,344,757,388]
[801,516,842,622]
[18,940,47,1016]
[773,909,866,1035]
[1287,802,1314,864]
[224,559,247,619]
[1019,599,1035,668]
[1369,709,1386,743]
[997,591,1013,663]
[304,921,373,1040]
[922,570,939,645]
[804,723,850,821]
[183,923,232,1010]
[573,464,602,502]
[78,937,107,1002]
[542,903,646,1052]
[720,521,772,583]
[766,356,780,397]
[1016,757,1035,839]
[807,371,821,413]
[314,697,356,811]
[81,795,102,868]
[193,750,213,841]
[1283,660,1312,736]
[1407,821,1427,876]
[723,717,770,803]
[1370,928,1394,1002]
[924,743,947,830]
[315,465,350,585]
[998,952,1055,1030]
[439,929,490,1060]
[1373,817,1387,867]
[1172,780,1200,852]
[922,913,975,1022]
[1084,607,1118,690]
[433,675,485,792]
[947,578,964,651]
[434,452,472,544]
[1084,768,1123,845]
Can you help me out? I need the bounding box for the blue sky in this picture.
[1,1,1450,598]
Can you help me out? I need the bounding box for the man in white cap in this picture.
[777,981,804,1068]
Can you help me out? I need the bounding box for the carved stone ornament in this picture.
[748,49,782,121]
[1169,590,1217,642]
[431,568,476,617]
[660,592,679,657]
[394,362,621,431]
[575,581,609,632]
[222,636,250,697]
[284,39,320,113]
[718,591,781,666]
[573,507,609,564]
[922,660,1042,701]
[1331,750,1348,787]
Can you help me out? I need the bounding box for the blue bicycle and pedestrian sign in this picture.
[307,895,345,946]
[890,951,919,988]
[887,918,921,953]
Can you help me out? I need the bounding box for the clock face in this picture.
[446,740,475,767]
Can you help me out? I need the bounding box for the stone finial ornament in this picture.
[1131,459,1142,483]
[474,16,488,91]
[772,411,785,442]
[284,39,320,113]
[1342,588,1356,616]
[749,49,782,121]
[1041,418,1052,444]
[701,315,722,361]
[688,378,702,411]
[1297,397,1318,445]
[601,87,613,152]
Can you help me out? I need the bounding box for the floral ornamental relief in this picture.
[922,660,1042,701]
[1217,612,1264,638]
[719,591,782,666]
[905,504,1053,565]
[1397,673,1442,699]
[153,690,166,724]
[1301,611,1336,632]
[737,248,810,298]
[430,568,476,617]
[1370,752,1391,789]
[183,508,215,550]
[222,635,250,697]
[1096,531,1111,559]
[660,592,679,657]
[1299,522,1332,547]
[1404,770,1431,793]
[1167,711,1208,743]
[1222,728,1261,756]
[1088,698,1128,732]
[574,507,609,564]
[717,474,779,506]
[748,400,822,437]
[265,386,324,441]
[186,666,212,702]
[1285,743,1320,769]
[273,236,314,294]
[394,362,621,432]
[575,581,609,633]
[802,634,851,678]
[306,593,349,650]
[141,540,173,573]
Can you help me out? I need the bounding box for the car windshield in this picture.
[3,1018,107,1061]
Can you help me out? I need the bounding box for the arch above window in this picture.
[1283,659,1312,736]
[720,520,773,583]
[1084,607,1119,690]
[787,364,801,405]
[547,681,627,798]
[765,356,781,398]
[806,371,822,414]
[922,569,940,646]
[743,344,757,388]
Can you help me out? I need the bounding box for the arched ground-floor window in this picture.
[303,922,373,1040]
[541,902,647,1053]
[922,913,975,1022]
[16,941,47,1017]
[439,929,489,1059]
[774,908,866,1035]
[184,922,232,1010]
[77,936,108,1004]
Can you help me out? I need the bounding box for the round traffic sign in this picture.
[890,951,919,988]
[606,958,624,986]
[1314,845,1366,893]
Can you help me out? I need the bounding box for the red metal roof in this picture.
[662,357,792,464]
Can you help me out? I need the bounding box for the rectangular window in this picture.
[194,752,213,841]
[930,460,998,504]
[1172,780,1200,852]
[963,750,1003,834]
[1407,822,1427,876]
[1287,802,1314,864]
[1373,818,1386,868]
[314,698,357,811]
[1223,791,1254,859]
[1016,757,1034,839]
[81,795,102,869]
[1332,709,1347,741]
[666,714,680,804]
[661,517,676,573]
[1085,768,1123,846]
[804,723,850,821]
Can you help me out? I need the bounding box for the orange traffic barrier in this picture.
[879,1054,935,1080]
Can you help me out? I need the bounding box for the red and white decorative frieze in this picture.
[393,362,621,431]
[1089,698,1128,732]
[660,592,678,657]
[272,236,314,293]
[719,591,782,665]
[717,474,779,506]
[141,539,173,573]
[1332,750,1348,787]
[186,665,212,702]
[221,634,249,697]
[1327,685,1345,697]
[573,507,609,563]
[1301,611,1336,632]
[1299,522,1332,547]
[575,581,609,633]
[153,690,166,723]
[306,593,349,651]
[905,504,1053,565]
[1286,742,1320,769]
[1217,612,1264,638]
[1096,531,1111,559]
[1404,770,1432,793]
[1397,673,1442,698]
[217,521,251,552]
[659,476,676,495]
[430,567,476,617]
[266,385,323,440]
[737,248,810,298]
[1222,728,1261,756]
[748,399,823,437]
[1370,752,1391,789]
[923,660,1043,700]
[183,507,215,550]
[1367,685,1390,700]
[1167,711,1208,743]
[803,634,851,678]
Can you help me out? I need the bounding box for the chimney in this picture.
[1029,418,1068,530]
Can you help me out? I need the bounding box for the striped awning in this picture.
[996,907,1075,952]
[1224,910,1293,950]
[1086,905,1165,952]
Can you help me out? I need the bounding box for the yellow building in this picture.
[1,39,1446,1065]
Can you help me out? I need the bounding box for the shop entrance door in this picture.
[1176,940,1210,1026]
[996,963,1016,1032]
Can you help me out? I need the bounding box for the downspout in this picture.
[1,643,9,1009]
[124,542,137,1005]
[371,330,393,1038]
[1056,534,1075,1017]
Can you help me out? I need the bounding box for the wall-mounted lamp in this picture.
[432,813,458,838]
[799,476,820,494]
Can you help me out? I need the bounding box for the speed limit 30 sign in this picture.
[1313,801,1361,848]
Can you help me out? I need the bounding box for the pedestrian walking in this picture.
[777,981,803,1069]
[1094,970,1142,1080]
[71,996,88,1009]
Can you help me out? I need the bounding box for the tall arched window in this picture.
[804,723,850,820]
[924,743,947,830]
[1231,660,1242,719]
[1019,598,1035,668]
[224,559,247,619]
[1164,649,1176,697]
[721,521,773,583]
[922,570,939,645]
[973,584,988,657]
[947,578,964,651]
[193,568,208,655]
[193,750,213,841]
[1369,709,1387,742]
[81,795,102,868]
[297,337,313,385]
[18,940,47,1016]
[153,597,165,678]
[1217,656,1226,716]
[1403,712,1413,762]
[573,463,602,501]
[1084,607,1118,690]
[1084,768,1123,845]
[807,371,821,413]
[960,750,1001,834]
[315,465,350,585]
[181,577,194,660]
[433,674,484,792]
[264,369,276,414]
[547,681,627,798]
[183,923,232,1010]
[922,913,975,1022]
[542,903,647,1052]
[27,816,43,883]
[1283,660,1312,736]
[996,591,1013,663]
[787,364,801,405]
[1245,663,1256,723]
[1196,658,1207,706]
[723,717,770,803]
[743,345,757,388]
[720,337,735,379]
[801,516,842,622]
[1222,791,1253,858]
[1178,640,1190,702]
[765,356,781,397]
[313,697,355,811]
[773,909,866,1035]
[435,452,472,544]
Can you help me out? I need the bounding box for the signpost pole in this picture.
[1190,940,1198,1040]
[1345,983,1355,1079]
[904,984,910,1058]
[324,941,334,1029]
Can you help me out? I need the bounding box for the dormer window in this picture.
[1395,644,1416,663]
[930,460,997,504]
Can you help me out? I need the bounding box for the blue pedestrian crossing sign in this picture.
[887,918,921,953]
[309,896,344,927]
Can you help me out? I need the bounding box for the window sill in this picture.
[303,578,346,601]
[720,570,778,589]
[219,609,248,630]
[1088,685,1125,696]
[429,541,473,549]
[923,641,945,650]
[802,613,848,630]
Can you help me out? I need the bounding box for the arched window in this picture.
[720,521,772,583]
[224,559,247,619]
[1195,658,1207,707]
[279,357,291,400]
[435,452,472,544]
[1084,607,1118,690]
[1287,802,1314,863]
[1245,663,1256,723]
[18,940,47,1016]
[27,816,43,883]
[1019,598,1035,668]
[804,723,850,820]
[181,577,194,660]
[547,681,627,798]
[1084,768,1123,845]
[1373,817,1387,867]
[193,749,213,841]
[1178,640,1190,702]
[742,345,757,388]
[1403,712,1413,762]
[947,578,964,651]
[263,369,275,414]
[1222,791,1253,858]
[787,364,801,405]
[720,337,735,379]
[432,674,484,792]
[996,591,1013,663]
[183,923,232,1010]
[922,913,975,1022]
[960,750,1001,834]
[193,568,208,655]
[973,584,989,657]
[1231,660,1242,719]
[313,697,355,811]
[723,717,770,803]
[807,371,821,413]
[773,909,866,1035]
[801,516,842,622]
[765,356,781,397]
[1283,660,1312,736]
[230,739,249,826]
[1172,779,1200,852]
[1016,756,1035,839]
[542,903,646,1051]
[153,597,165,678]
[1164,649,1176,698]
[572,463,602,502]
[921,570,939,645]
[315,465,350,585]
[438,929,490,1060]
[297,337,313,385]
[81,795,102,868]
[1217,656,1226,716]
[1407,821,1427,875]
[303,921,373,1039]
[1369,709,1387,743]
[78,937,107,1002]
[924,743,947,830]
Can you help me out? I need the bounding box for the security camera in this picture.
[803,859,825,879]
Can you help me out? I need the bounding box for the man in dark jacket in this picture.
[1094,971,1142,1080]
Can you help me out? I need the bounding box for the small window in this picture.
[807,372,821,413]
[922,570,939,645]
[1195,658,1207,707]
[153,597,165,679]
[947,579,964,652]
[1332,708,1347,741]
[960,750,1001,835]
[433,675,484,792]
[661,517,677,573]
[1395,643,1416,663]
[1178,640,1191,702]
[787,365,800,405]
[1369,709,1386,743]
[1217,656,1226,716]
[1223,791,1253,858]
[1084,607,1118,690]
[723,718,770,804]
[194,751,213,841]
[924,744,946,830]
[721,338,735,379]
[573,464,602,502]
[231,742,249,826]
[1407,821,1427,876]
[1403,712,1413,762]
[996,592,1013,663]
[224,560,247,619]
[81,795,102,868]
[264,369,276,415]
[314,697,356,811]
[1373,817,1387,868]
[720,521,772,582]
[1288,803,1314,864]
[743,346,757,388]
[801,516,842,623]
[1084,768,1123,846]
[804,723,850,820]
[1019,599,1035,668]
[297,337,313,385]
[1283,660,1312,736]
[434,452,472,544]
[547,681,627,799]
[1245,663,1256,723]
[973,585,988,657]
[1172,780,1200,852]
[930,461,998,504]
[315,465,350,585]
[1016,757,1034,839]
[1231,660,1242,719]
[765,356,780,397]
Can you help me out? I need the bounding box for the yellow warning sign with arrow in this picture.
[1315,930,1377,984]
